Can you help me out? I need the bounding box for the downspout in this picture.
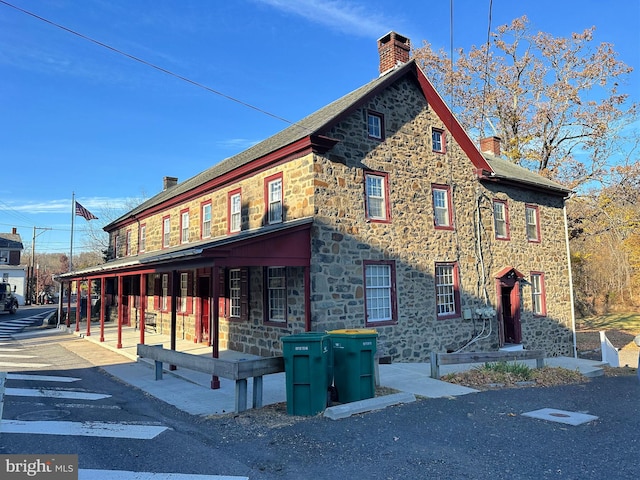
[563,197,578,358]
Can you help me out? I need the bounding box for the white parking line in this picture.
[79,470,248,480]
[7,374,81,382]
[0,354,36,359]
[0,362,52,368]
[6,388,111,400]
[0,420,168,439]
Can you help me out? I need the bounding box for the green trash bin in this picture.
[328,329,378,404]
[282,332,332,416]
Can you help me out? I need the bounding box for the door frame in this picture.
[495,267,524,346]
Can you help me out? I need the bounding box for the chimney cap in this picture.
[377,31,411,75]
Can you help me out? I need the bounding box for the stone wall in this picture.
[308,76,573,361]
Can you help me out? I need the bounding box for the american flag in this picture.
[75,201,98,221]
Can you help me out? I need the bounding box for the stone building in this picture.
[58,32,576,363]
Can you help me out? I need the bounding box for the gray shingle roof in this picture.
[0,233,23,249]
[107,61,416,228]
[483,154,571,195]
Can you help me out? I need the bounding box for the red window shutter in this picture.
[153,276,160,310]
[218,269,228,318]
[240,267,249,321]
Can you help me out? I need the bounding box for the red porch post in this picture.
[117,275,123,349]
[139,274,147,345]
[85,279,91,337]
[65,282,71,328]
[170,270,178,371]
[99,276,106,342]
[75,280,81,332]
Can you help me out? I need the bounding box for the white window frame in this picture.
[268,178,283,224]
[365,173,388,221]
[230,192,242,233]
[432,128,445,153]
[365,263,393,323]
[435,263,459,318]
[181,211,190,244]
[180,272,188,313]
[531,272,546,316]
[201,203,211,239]
[493,200,509,240]
[229,269,241,318]
[125,230,131,256]
[432,185,452,228]
[161,274,168,311]
[139,224,146,253]
[526,205,540,242]
[266,267,286,323]
[367,111,383,140]
[115,235,121,258]
[163,217,171,248]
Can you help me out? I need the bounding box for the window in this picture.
[161,274,168,311]
[265,174,283,224]
[180,210,190,244]
[265,267,286,323]
[432,184,453,229]
[139,224,146,253]
[493,200,510,240]
[228,190,242,233]
[201,202,211,239]
[162,216,171,248]
[115,235,121,258]
[365,172,389,222]
[531,272,547,316]
[180,272,188,313]
[367,111,384,140]
[432,128,445,153]
[526,205,541,242]
[229,269,241,318]
[364,261,397,325]
[435,262,461,318]
[0,250,8,263]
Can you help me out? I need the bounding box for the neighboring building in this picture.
[0,227,26,305]
[57,32,575,362]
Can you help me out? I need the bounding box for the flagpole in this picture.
[70,192,75,272]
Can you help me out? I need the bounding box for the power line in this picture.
[480,0,494,138]
[0,0,309,131]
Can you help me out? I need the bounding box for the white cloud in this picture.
[254,0,392,37]
[2,197,137,215]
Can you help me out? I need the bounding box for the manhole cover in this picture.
[16,409,71,421]
[522,408,598,426]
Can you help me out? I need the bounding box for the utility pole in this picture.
[28,226,52,305]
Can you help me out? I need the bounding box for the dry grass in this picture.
[442,364,587,390]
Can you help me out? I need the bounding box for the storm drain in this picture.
[522,408,598,426]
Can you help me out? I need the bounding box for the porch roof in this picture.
[57,217,313,281]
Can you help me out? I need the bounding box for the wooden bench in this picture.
[143,313,157,333]
[430,350,545,379]
[136,344,284,413]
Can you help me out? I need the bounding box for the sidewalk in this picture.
[46,320,608,417]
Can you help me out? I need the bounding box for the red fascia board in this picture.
[413,65,493,173]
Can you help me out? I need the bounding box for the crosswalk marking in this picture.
[0,354,36,359]
[7,374,81,382]
[0,420,168,439]
[6,388,111,400]
[79,471,248,480]
[0,362,52,368]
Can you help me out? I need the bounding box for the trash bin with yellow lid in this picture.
[282,332,333,416]
[328,329,378,404]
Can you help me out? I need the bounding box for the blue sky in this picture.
[1,0,638,256]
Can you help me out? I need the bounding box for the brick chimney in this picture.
[163,176,178,191]
[378,32,410,75]
[11,227,17,235]
[480,136,501,156]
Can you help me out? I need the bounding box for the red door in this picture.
[198,277,210,344]
[496,269,523,345]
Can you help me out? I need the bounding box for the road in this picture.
[0,307,250,479]
[1,308,639,479]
